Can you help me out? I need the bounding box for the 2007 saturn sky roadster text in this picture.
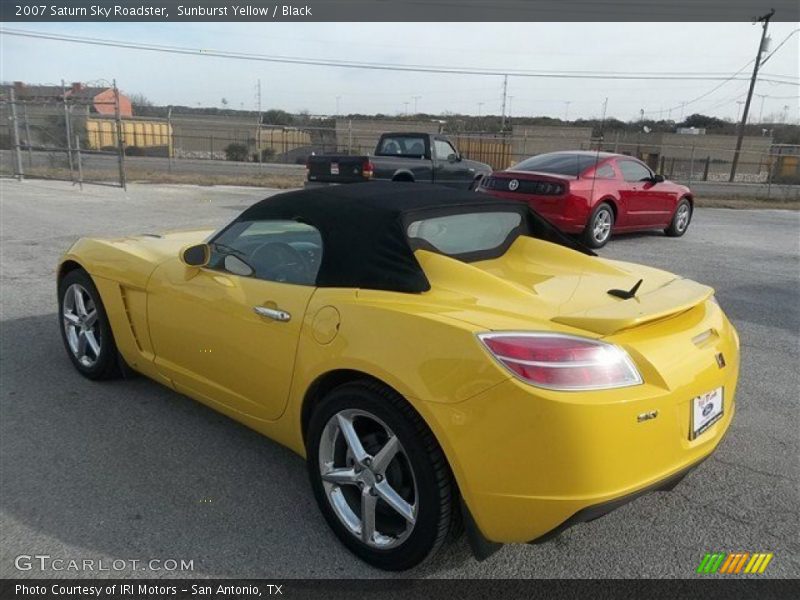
[57,182,739,570]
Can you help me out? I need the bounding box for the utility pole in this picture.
[500,75,508,132]
[598,97,608,150]
[756,94,768,123]
[729,8,774,182]
[736,100,746,123]
[412,95,421,114]
[403,101,409,116]
[679,101,687,122]
[335,95,341,117]
[564,101,571,121]
[256,79,262,169]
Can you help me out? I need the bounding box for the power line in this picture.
[1,27,798,84]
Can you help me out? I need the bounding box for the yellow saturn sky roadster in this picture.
[57,182,738,570]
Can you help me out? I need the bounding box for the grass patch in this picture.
[695,196,800,210]
[1,166,305,190]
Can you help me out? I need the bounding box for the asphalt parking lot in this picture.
[1,178,798,579]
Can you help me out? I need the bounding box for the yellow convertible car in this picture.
[57,182,739,570]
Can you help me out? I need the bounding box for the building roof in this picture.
[2,83,113,104]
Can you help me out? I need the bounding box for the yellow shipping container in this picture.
[85,118,173,156]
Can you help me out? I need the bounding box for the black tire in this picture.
[582,202,615,248]
[58,268,121,380]
[306,381,455,570]
[665,198,692,237]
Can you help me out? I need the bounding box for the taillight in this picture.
[363,160,374,179]
[478,333,642,391]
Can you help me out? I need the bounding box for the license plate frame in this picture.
[690,386,724,440]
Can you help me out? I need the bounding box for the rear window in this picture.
[513,153,602,176]
[377,136,427,157]
[407,211,523,258]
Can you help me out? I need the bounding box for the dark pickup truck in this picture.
[306,132,492,189]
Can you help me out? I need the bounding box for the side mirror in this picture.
[652,174,666,183]
[180,243,210,267]
[447,153,459,163]
[223,254,254,277]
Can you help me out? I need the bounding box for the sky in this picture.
[1,22,798,123]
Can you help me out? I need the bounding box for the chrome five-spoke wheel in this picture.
[319,409,418,549]
[592,209,612,245]
[675,203,690,233]
[307,382,455,570]
[62,283,101,367]
[58,268,120,380]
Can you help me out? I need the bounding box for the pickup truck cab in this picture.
[306,132,492,190]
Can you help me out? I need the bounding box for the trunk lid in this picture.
[416,236,712,336]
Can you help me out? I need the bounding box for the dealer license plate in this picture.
[330,162,339,175]
[691,387,724,439]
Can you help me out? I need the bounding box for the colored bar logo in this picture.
[696,552,774,574]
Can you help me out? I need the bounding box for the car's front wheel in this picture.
[306,381,455,570]
[583,202,614,248]
[665,198,692,237]
[58,268,120,380]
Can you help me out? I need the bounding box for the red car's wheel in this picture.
[665,198,692,237]
[583,202,614,248]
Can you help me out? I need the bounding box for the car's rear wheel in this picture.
[665,198,692,237]
[58,268,120,380]
[306,381,455,570]
[583,202,614,248]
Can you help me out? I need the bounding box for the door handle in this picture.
[253,306,291,322]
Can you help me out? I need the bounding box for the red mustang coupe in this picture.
[477,151,693,248]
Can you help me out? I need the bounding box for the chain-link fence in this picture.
[2,95,798,191]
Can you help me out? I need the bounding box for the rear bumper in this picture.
[528,450,711,544]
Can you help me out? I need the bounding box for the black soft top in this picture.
[235,182,591,293]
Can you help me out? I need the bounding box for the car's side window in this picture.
[619,160,653,182]
[434,139,457,161]
[208,220,322,286]
[594,163,617,179]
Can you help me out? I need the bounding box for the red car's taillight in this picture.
[478,332,642,391]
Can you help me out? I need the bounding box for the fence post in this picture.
[22,101,33,167]
[167,106,173,172]
[659,155,666,175]
[688,146,695,185]
[113,79,127,190]
[9,88,24,180]
[669,158,676,178]
[61,80,75,181]
[767,152,773,199]
[75,134,83,191]
[703,156,711,181]
[209,136,214,158]
[347,120,353,154]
